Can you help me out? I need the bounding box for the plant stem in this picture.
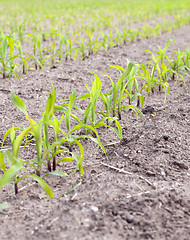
[53,156,56,171]
[15,182,18,195]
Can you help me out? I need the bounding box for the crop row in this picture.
[1,0,190,78]
[1,13,190,79]
[0,40,189,199]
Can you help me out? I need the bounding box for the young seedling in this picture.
[0,34,19,79]
[0,125,54,198]
[11,84,56,174]
[15,40,30,74]
[138,63,158,95]
[167,49,189,85]
[107,61,143,119]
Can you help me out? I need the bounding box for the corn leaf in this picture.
[12,125,33,159]
[43,171,68,178]
[0,162,22,190]
[23,174,54,198]
[0,152,6,173]
[11,92,28,116]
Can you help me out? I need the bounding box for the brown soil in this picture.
[0,25,190,240]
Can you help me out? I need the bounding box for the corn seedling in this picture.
[0,126,54,198]
[56,91,106,152]
[138,63,158,95]
[107,61,143,120]
[49,42,58,68]
[6,34,19,78]
[15,40,30,74]
[86,28,94,55]
[26,33,38,69]
[36,34,50,69]
[0,34,19,79]
[0,34,8,78]
[150,39,173,86]
[182,48,190,70]
[56,33,66,62]
[78,37,87,61]
[47,114,64,171]
[145,41,173,103]
[11,84,56,174]
[167,50,189,85]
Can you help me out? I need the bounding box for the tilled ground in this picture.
[0,25,190,240]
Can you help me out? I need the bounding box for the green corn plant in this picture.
[166,50,189,85]
[107,30,116,49]
[138,63,158,95]
[11,92,43,176]
[107,61,141,119]
[182,48,190,70]
[55,90,107,163]
[144,41,173,103]
[50,27,58,40]
[11,83,56,174]
[78,37,87,61]
[122,62,141,105]
[47,121,105,178]
[147,39,173,88]
[0,126,54,198]
[6,34,18,77]
[49,42,58,68]
[101,32,108,52]
[114,28,123,46]
[127,29,140,43]
[48,134,83,179]
[75,74,122,139]
[108,64,144,120]
[0,33,19,79]
[76,73,102,127]
[86,28,94,55]
[56,33,66,62]
[26,33,39,69]
[15,40,30,74]
[63,91,77,151]
[68,36,74,60]
[63,35,74,61]
[99,91,113,124]
[47,114,64,171]
[56,90,106,150]
[40,84,56,172]
[122,27,130,45]
[18,21,25,42]
[36,34,50,69]
[26,33,49,70]
[0,33,8,78]
[11,85,68,182]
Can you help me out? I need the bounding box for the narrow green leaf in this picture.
[0,152,6,173]
[25,174,54,198]
[11,92,28,116]
[43,171,68,178]
[12,125,33,159]
[0,162,22,190]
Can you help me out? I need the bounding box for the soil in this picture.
[0,25,190,240]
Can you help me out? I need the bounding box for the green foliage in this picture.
[1,0,190,78]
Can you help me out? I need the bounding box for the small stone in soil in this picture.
[90,206,99,212]
[142,106,155,114]
[126,214,135,223]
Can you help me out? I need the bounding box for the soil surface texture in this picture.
[0,25,190,240]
